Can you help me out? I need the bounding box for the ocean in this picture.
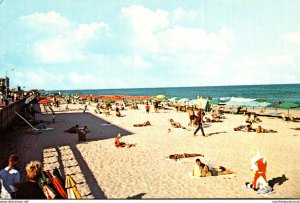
[47,83,300,103]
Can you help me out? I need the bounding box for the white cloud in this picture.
[33,22,108,63]
[121,5,169,53]
[281,32,300,46]
[171,8,199,22]
[119,55,152,69]
[20,11,71,34]
[21,12,109,63]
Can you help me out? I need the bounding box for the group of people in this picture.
[0,154,49,199]
[65,125,90,142]
[234,114,277,133]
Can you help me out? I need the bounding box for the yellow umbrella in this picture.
[65,175,81,199]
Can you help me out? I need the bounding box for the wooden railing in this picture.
[0,99,25,136]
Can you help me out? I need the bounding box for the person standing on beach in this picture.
[146,103,150,113]
[194,110,206,136]
[188,107,195,126]
[0,154,20,199]
[83,104,88,113]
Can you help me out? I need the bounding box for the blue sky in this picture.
[0,0,300,90]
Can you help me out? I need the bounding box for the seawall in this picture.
[0,99,25,136]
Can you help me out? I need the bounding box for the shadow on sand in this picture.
[268,174,289,189]
[126,193,147,199]
[2,110,134,199]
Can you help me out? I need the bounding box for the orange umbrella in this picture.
[38,99,53,104]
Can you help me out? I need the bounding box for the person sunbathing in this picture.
[169,153,204,161]
[192,158,236,177]
[114,133,135,148]
[64,124,79,134]
[204,116,222,122]
[256,126,277,133]
[169,119,184,128]
[133,121,151,127]
[245,114,254,124]
[253,115,262,123]
[234,124,255,132]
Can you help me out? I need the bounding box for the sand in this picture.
[1,103,300,199]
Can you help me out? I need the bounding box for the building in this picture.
[0,77,9,93]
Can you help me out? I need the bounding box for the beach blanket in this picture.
[241,184,276,196]
[36,127,54,131]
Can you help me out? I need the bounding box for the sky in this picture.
[0,0,300,90]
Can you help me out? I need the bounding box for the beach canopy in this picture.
[278,102,300,116]
[65,175,81,199]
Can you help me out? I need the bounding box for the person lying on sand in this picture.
[169,153,204,161]
[203,115,222,122]
[256,126,277,133]
[169,119,185,128]
[114,133,136,148]
[64,124,79,134]
[192,158,236,177]
[133,121,151,127]
[253,115,262,123]
[36,120,47,130]
[234,124,255,132]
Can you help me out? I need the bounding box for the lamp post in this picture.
[5,68,14,98]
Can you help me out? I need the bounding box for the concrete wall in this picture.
[0,99,25,136]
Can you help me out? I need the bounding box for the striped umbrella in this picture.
[65,175,81,199]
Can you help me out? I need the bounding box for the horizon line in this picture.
[44,82,300,92]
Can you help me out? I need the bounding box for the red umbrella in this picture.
[38,99,53,104]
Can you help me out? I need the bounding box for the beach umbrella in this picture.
[154,95,167,101]
[104,99,114,105]
[258,102,271,107]
[168,97,177,102]
[210,99,221,105]
[178,98,190,104]
[278,102,300,116]
[38,99,53,104]
[65,175,81,199]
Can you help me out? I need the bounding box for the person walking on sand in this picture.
[0,154,20,199]
[194,110,206,136]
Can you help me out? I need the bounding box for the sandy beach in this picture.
[1,103,300,199]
